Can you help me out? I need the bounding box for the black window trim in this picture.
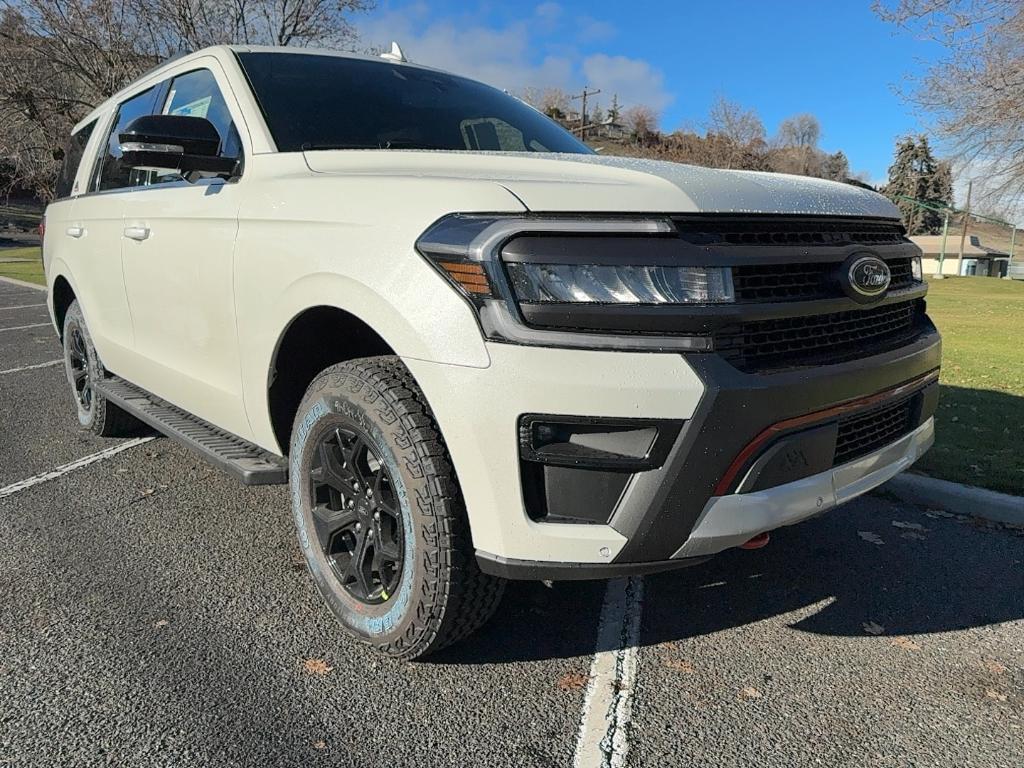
[81,64,246,199]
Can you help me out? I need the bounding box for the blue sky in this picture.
[359,1,943,185]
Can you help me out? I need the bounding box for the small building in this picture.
[910,235,1010,278]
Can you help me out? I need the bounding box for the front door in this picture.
[117,65,252,439]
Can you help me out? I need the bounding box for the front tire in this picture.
[290,357,505,659]
[62,300,140,437]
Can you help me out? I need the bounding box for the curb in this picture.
[881,472,1024,527]
[0,275,45,292]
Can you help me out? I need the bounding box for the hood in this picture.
[303,150,900,219]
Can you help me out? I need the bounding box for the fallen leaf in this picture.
[664,659,696,674]
[862,621,886,636]
[738,686,761,700]
[901,532,927,541]
[302,658,333,676]
[925,509,955,519]
[858,531,884,545]
[312,741,327,751]
[891,521,927,531]
[985,660,1008,675]
[985,689,1008,702]
[891,636,921,651]
[153,619,169,628]
[556,672,588,691]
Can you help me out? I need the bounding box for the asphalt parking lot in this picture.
[1,275,1021,768]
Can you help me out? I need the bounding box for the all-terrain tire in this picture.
[62,300,141,437]
[290,356,506,659]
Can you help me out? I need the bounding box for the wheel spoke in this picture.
[311,505,359,549]
[315,439,358,496]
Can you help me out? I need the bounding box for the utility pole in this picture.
[937,211,949,278]
[956,178,972,277]
[571,86,600,140]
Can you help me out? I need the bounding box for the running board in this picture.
[94,376,288,485]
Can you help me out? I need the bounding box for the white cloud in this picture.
[358,6,673,121]
[582,54,674,113]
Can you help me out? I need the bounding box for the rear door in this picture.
[118,62,251,438]
[61,86,164,371]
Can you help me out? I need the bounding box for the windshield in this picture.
[236,52,593,155]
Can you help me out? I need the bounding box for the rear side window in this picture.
[55,120,96,199]
[93,86,161,192]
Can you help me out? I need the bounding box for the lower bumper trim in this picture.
[672,416,935,559]
[475,551,710,581]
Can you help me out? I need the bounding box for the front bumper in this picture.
[405,320,940,578]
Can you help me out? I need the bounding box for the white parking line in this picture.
[0,276,45,292]
[0,437,155,500]
[0,359,62,375]
[573,576,644,768]
[0,323,49,332]
[0,303,45,311]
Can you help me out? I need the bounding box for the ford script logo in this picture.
[842,254,890,302]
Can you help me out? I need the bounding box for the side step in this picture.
[95,376,288,485]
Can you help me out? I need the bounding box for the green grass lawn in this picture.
[914,276,1024,495]
[0,246,44,285]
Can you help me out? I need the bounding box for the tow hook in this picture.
[740,532,771,550]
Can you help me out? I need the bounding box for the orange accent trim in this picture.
[713,369,939,496]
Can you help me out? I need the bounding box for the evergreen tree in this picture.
[884,135,951,235]
[822,150,850,182]
[608,94,621,124]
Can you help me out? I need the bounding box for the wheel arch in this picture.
[51,272,78,341]
[267,305,398,454]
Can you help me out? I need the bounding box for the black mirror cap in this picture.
[118,114,237,176]
[119,114,221,156]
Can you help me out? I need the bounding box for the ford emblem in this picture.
[842,254,891,303]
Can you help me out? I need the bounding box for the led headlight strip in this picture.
[416,214,716,351]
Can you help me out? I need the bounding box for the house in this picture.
[910,235,1010,277]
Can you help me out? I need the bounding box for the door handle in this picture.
[66,226,84,238]
[123,226,151,241]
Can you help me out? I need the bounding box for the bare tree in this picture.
[775,113,822,175]
[777,113,821,149]
[0,0,373,198]
[518,87,571,119]
[622,104,659,141]
[707,96,765,147]
[875,1,1024,208]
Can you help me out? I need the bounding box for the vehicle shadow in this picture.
[431,494,1024,665]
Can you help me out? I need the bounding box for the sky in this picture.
[357,0,944,186]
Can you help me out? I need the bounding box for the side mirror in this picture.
[119,114,237,175]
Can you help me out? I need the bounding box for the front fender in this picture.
[237,267,491,453]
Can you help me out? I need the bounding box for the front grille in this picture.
[717,300,923,373]
[834,397,915,465]
[732,258,915,303]
[674,217,907,247]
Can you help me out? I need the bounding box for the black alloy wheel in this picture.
[309,426,404,604]
[67,325,92,411]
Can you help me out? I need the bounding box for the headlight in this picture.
[505,263,734,304]
[911,255,923,281]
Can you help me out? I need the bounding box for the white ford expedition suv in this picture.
[43,46,941,658]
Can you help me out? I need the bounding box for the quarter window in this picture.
[55,120,96,199]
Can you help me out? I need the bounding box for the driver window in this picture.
[154,68,242,183]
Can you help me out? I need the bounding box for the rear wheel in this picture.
[62,300,140,437]
[290,357,505,659]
